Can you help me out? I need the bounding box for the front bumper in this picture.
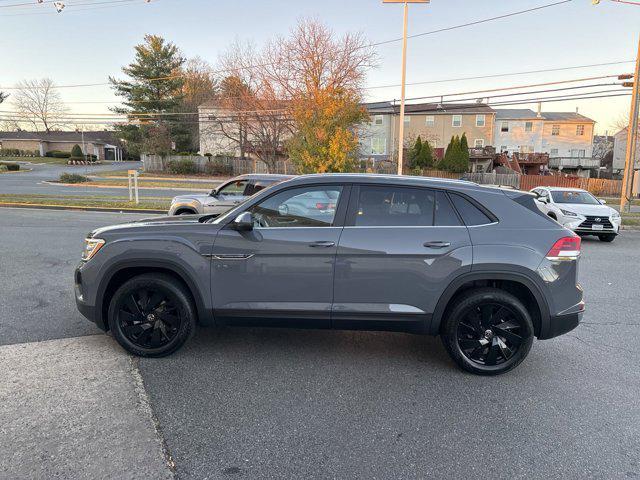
[561,216,620,235]
[74,265,107,330]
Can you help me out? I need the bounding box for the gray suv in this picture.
[75,174,584,375]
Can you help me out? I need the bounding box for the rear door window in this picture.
[353,186,435,227]
[434,191,462,226]
[449,193,494,226]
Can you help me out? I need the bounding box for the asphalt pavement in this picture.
[1,208,639,479]
[0,161,204,198]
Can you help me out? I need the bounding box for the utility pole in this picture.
[383,0,430,175]
[620,35,640,213]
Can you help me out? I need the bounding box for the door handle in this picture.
[309,241,336,248]
[423,241,451,249]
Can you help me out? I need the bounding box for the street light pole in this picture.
[397,2,409,175]
[383,0,430,175]
[620,35,640,213]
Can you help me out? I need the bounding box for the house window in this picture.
[452,115,462,127]
[474,139,485,148]
[373,115,383,126]
[501,122,509,133]
[571,149,586,158]
[425,115,435,127]
[552,124,560,136]
[525,121,533,132]
[576,124,585,136]
[404,115,411,124]
[371,137,386,155]
[476,115,485,127]
[550,148,559,156]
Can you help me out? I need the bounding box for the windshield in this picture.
[551,190,600,205]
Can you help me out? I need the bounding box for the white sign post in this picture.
[128,170,139,204]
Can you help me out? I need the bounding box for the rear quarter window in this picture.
[449,193,494,226]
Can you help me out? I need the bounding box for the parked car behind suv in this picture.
[76,174,584,375]
[531,187,621,242]
[168,174,292,216]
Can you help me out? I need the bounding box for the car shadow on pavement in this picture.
[180,325,456,371]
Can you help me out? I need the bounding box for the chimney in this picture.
[537,102,542,118]
[576,107,579,114]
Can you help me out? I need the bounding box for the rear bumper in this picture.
[538,306,584,340]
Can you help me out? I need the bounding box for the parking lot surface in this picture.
[1,208,639,479]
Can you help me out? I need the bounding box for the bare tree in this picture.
[177,57,218,151]
[12,78,68,132]
[204,41,294,172]
[0,91,7,104]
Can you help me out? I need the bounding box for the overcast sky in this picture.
[1,0,639,134]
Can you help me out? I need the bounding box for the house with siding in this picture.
[613,127,640,174]
[358,102,496,164]
[493,108,596,177]
[0,131,124,160]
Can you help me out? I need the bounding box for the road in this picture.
[1,208,639,479]
[0,161,206,199]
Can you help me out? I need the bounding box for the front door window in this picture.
[249,186,342,228]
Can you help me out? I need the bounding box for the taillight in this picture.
[546,236,581,261]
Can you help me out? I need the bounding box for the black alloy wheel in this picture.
[117,288,181,349]
[441,288,534,375]
[457,303,526,366]
[108,273,196,357]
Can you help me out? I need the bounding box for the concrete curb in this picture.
[0,202,166,214]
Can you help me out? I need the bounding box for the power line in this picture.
[366,61,634,90]
[371,0,573,47]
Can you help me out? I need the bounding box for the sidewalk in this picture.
[0,335,173,479]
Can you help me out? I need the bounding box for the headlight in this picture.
[560,209,578,217]
[82,238,105,261]
[611,210,621,219]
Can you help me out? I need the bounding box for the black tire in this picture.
[176,210,196,216]
[440,288,534,376]
[598,234,616,243]
[107,273,196,357]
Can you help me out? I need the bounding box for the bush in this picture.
[0,162,20,171]
[167,159,198,175]
[46,150,71,159]
[203,159,233,176]
[59,173,89,183]
[69,144,84,161]
[0,165,7,172]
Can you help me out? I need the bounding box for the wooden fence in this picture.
[141,154,622,196]
[519,175,622,196]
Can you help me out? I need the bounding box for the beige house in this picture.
[0,131,124,160]
[359,102,495,162]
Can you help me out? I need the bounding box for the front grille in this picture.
[579,215,613,229]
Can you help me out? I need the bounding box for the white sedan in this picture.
[530,187,621,242]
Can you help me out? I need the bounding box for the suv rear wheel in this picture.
[441,288,534,375]
[107,273,196,357]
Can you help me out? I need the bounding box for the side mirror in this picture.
[232,212,253,231]
[599,198,607,205]
[210,189,218,197]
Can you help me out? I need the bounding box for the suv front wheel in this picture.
[441,288,534,375]
[107,273,196,357]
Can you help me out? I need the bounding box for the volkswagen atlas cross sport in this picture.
[531,187,621,242]
[75,174,584,375]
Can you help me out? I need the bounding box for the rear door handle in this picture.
[309,241,336,248]
[423,241,451,249]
